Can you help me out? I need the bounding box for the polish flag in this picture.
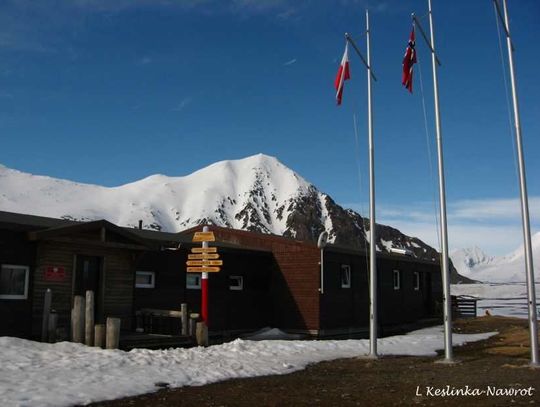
[402,26,417,93]
[334,42,351,105]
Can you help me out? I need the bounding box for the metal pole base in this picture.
[434,358,461,365]
[358,354,379,360]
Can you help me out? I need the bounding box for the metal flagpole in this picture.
[366,9,377,359]
[428,0,453,363]
[499,0,539,366]
[413,0,453,362]
[345,9,378,358]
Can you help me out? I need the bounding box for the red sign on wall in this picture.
[44,266,66,282]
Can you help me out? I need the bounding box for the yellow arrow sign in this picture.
[186,260,223,266]
[187,266,221,273]
[188,253,220,260]
[191,247,218,253]
[192,231,215,242]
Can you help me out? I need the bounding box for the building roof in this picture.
[179,224,314,248]
[0,211,438,262]
[326,243,440,266]
[0,211,77,231]
[28,219,152,249]
[0,211,269,253]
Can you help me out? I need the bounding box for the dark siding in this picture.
[321,249,442,332]
[320,252,369,330]
[32,241,137,339]
[0,229,36,338]
[207,228,321,332]
[134,250,187,311]
[32,242,74,339]
[378,257,441,326]
[134,249,274,332]
[103,251,136,330]
[208,252,273,331]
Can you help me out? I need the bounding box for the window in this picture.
[0,265,29,299]
[229,276,243,291]
[413,272,420,291]
[341,265,351,288]
[186,274,201,289]
[135,271,155,288]
[393,270,401,290]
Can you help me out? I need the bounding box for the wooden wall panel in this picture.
[32,241,137,338]
[0,230,37,338]
[134,249,274,332]
[205,227,321,331]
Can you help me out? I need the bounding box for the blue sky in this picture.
[0,0,538,255]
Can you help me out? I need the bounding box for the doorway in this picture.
[74,255,103,322]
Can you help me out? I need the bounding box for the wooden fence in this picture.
[451,295,477,319]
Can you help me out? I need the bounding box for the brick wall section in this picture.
[183,226,321,332]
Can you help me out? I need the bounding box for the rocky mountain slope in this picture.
[0,154,469,282]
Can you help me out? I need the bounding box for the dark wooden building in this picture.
[0,211,442,341]
[177,226,443,337]
[133,242,276,334]
[0,211,153,339]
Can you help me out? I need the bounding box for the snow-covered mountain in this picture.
[450,233,540,283]
[0,153,469,282]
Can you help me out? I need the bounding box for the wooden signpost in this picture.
[186,227,222,342]
[187,260,223,266]
[191,247,217,253]
[191,232,216,243]
[187,253,220,260]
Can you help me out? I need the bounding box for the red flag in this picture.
[335,42,350,105]
[402,26,417,93]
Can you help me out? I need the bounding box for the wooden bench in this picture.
[135,308,184,335]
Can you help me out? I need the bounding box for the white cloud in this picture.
[451,197,540,222]
[283,58,297,66]
[171,97,192,112]
[343,197,540,256]
[138,56,152,65]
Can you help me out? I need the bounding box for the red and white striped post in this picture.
[201,225,209,326]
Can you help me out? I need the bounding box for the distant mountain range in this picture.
[0,153,471,283]
[450,233,540,283]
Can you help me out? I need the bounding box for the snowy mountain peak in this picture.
[450,235,540,283]
[450,246,494,269]
[0,155,467,280]
[505,231,540,262]
[0,154,314,236]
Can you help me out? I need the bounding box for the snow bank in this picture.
[243,327,304,340]
[0,327,495,407]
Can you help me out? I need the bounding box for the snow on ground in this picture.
[452,283,540,318]
[0,327,495,407]
[243,327,304,340]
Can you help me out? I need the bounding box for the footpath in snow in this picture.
[0,326,495,407]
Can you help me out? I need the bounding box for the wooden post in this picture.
[181,303,188,336]
[94,324,105,348]
[72,295,85,343]
[85,290,95,346]
[106,317,121,349]
[41,289,52,342]
[189,313,199,337]
[48,312,58,343]
[196,321,208,347]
